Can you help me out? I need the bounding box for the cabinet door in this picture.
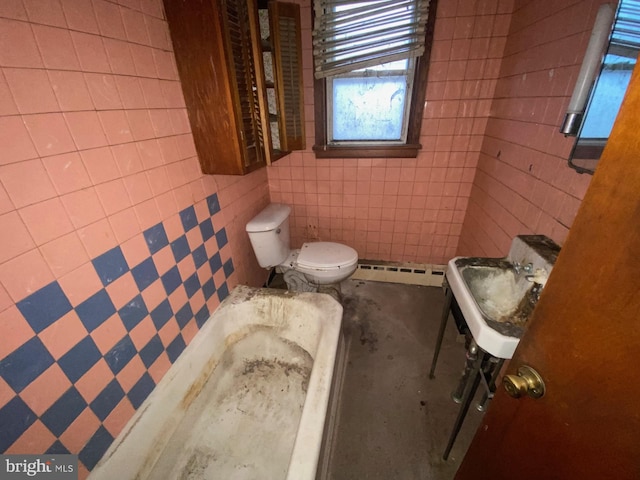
[165,0,267,175]
[269,1,305,152]
[165,0,303,175]
[223,0,268,172]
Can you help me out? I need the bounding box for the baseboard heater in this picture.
[351,260,446,287]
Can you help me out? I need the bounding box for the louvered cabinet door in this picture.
[222,0,269,171]
[164,0,267,175]
[269,1,305,152]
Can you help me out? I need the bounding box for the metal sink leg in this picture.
[451,337,478,403]
[443,347,489,461]
[429,279,453,379]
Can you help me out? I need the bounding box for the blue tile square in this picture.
[131,257,159,292]
[166,334,186,363]
[161,266,182,295]
[40,387,87,437]
[17,281,72,334]
[75,289,116,332]
[104,336,137,375]
[58,336,102,383]
[175,303,193,329]
[217,282,229,302]
[192,244,208,269]
[202,278,216,300]
[139,335,163,368]
[118,295,149,331]
[150,299,173,330]
[128,373,155,409]
[46,440,70,454]
[215,228,228,248]
[92,247,129,286]
[170,235,191,263]
[223,258,234,278]
[199,219,214,242]
[209,252,222,274]
[195,304,210,328]
[143,223,169,255]
[79,426,113,470]
[90,379,125,421]
[0,396,37,452]
[0,337,54,393]
[206,193,220,215]
[179,206,198,232]
[184,273,200,298]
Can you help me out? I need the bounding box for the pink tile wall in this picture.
[268,0,513,265]
[0,0,269,474]
[457,0,604,257]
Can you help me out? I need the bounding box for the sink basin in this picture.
[447,235,560,359]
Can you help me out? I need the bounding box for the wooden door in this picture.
[456,58,640,478]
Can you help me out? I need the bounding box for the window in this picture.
[329,59,415,143]
[570,0,640,174]
[312,0,437,158]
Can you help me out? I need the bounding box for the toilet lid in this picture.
[297,242,358,269]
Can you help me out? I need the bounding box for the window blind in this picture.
[312,0,430,78]
[609,0,640,58]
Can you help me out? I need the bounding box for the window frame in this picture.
[312,0,438,158]
[569,0,640,174]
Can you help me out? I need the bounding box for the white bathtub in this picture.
[89,285,345,480]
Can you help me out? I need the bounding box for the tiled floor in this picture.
[326,279,485,479]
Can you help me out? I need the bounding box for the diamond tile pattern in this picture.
[90,380,125,421]
[40,387,87,437]
[0,194,234,470]
[118,295,148,331]
[92,247,130,287]
[58,337,102,383]
[0,397,37,452]
[131,257,159,291]
[76,290,116,332]
[16,282,72,333]
[0,0,263,474]
[0,337,54,392]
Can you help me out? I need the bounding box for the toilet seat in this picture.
[296,242,358,271]
[278,242,358,290]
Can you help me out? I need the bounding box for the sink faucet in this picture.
[513,262,533,275]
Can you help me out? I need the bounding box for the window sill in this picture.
[312,143,421,158]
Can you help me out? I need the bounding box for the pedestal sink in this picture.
[446,235,560,359]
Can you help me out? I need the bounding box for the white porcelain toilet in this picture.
[246,203,358,292]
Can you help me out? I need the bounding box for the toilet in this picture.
[246,203,359,292]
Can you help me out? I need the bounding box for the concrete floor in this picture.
[325,279,485,480]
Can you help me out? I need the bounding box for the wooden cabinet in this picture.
[164,0,305,175]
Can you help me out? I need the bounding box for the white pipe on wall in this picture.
[560,3,615,136]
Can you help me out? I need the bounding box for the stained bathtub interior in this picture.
[148,327,312,479]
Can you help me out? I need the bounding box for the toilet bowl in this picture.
[246,204,358,292]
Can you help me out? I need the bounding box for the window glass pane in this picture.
[581,54,635,138]
[331,74,408,141]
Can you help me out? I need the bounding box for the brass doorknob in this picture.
[503,365,545,399]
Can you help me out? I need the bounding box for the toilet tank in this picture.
[245,204,291,268]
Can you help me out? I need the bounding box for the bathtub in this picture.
[89,285,345,480]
